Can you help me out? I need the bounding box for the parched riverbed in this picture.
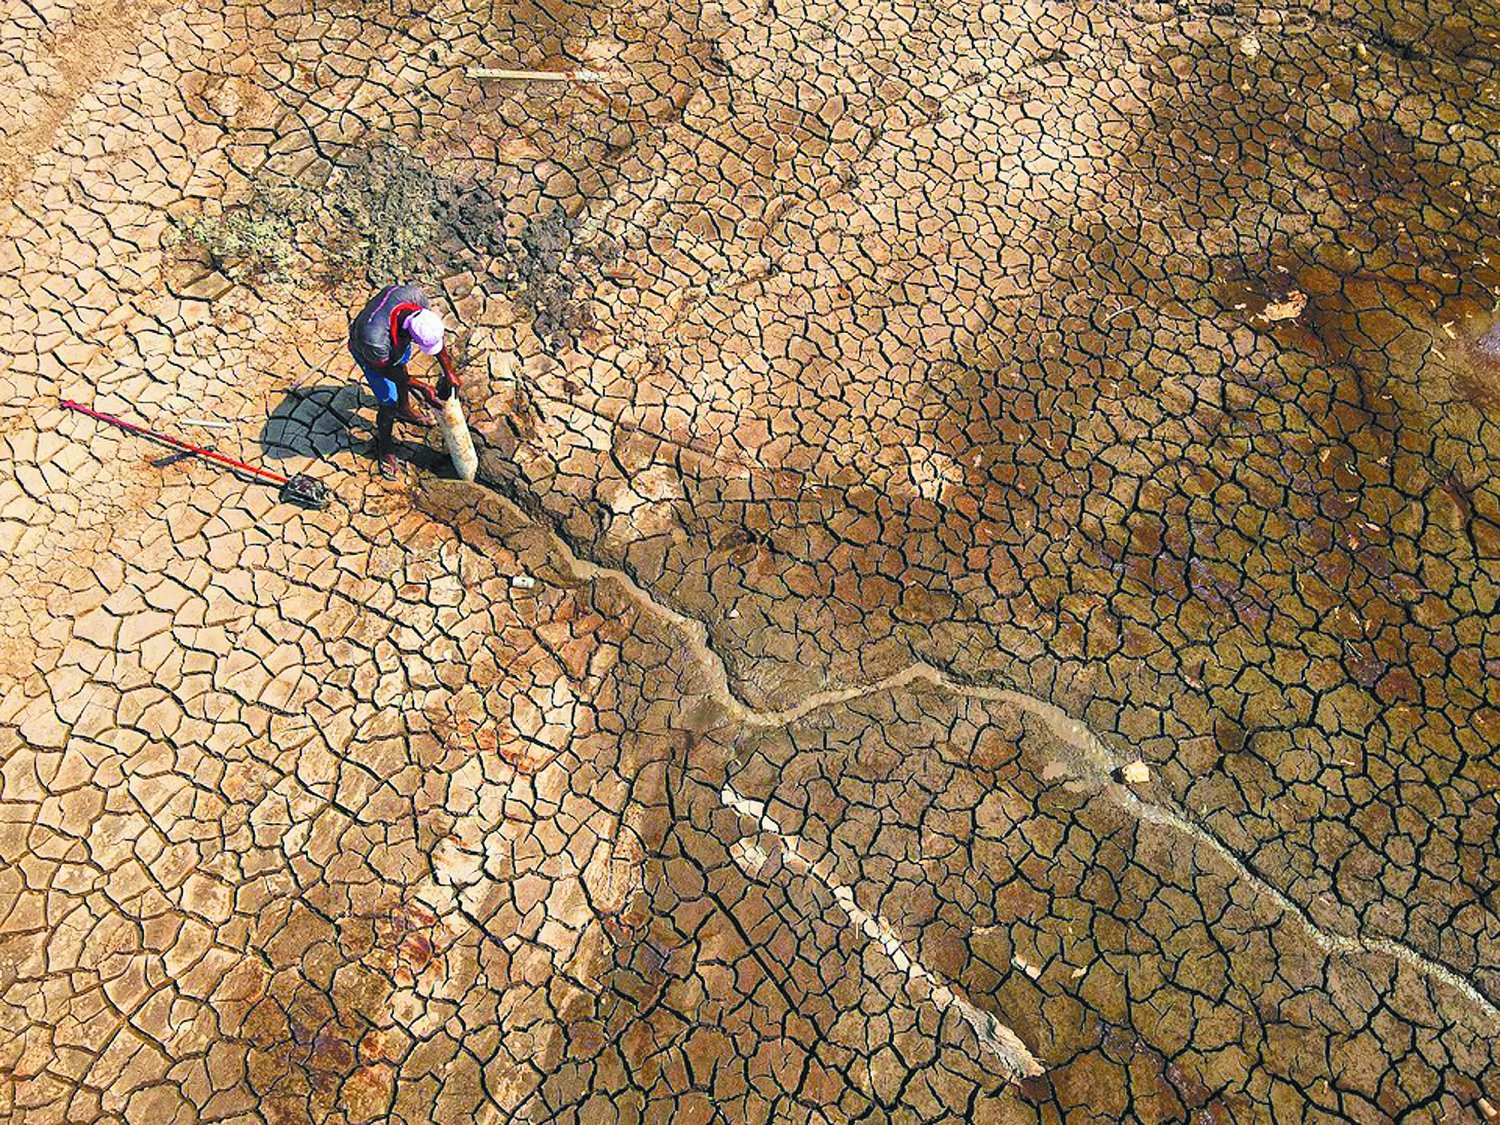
[0,0,1497,1120]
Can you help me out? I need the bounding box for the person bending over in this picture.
[348,283,460,478]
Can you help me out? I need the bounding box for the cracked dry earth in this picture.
[2,0,1499,1121]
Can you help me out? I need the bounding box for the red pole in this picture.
[61,400,292,487]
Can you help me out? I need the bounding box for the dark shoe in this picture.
[379,453,399,479]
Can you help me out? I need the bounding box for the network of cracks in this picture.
[1,0,1498,1121]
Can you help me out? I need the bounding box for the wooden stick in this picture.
[180,418,234,429]
[467,67,611,82]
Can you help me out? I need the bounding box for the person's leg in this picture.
[358,361,402,477]
[407,377,440,409]
[375,407,397,478]
[390,365,433,426]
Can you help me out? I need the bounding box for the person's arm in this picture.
[435,347,460,395]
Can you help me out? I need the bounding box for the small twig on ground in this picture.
[467,67,611,82]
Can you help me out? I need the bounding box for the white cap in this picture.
[409,309,445,355]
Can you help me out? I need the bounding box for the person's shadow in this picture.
[258,382,445,472]
[259,384,367,462]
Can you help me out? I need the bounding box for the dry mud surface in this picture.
[2,0,1499,1121]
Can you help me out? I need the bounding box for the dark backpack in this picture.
[349,284,430,369]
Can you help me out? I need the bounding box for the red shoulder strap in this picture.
[388,302,424,351]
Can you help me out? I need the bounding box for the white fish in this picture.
[438,392,479,482]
